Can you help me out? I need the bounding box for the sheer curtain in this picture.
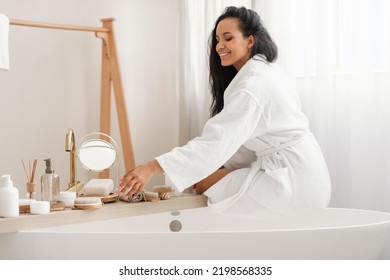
[177,0,390,212]
[175,0,252,146]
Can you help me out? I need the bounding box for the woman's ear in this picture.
[248,35,255,49]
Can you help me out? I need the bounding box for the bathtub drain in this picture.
[169,220,182,232]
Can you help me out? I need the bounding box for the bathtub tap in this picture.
[65,128,76,189]
[65,128,83,192]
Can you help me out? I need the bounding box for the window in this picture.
[294,0,390,75]
[337,0,389,70]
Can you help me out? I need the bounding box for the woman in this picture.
[118,6,331,217]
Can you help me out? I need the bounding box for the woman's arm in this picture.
[193,167,233,194]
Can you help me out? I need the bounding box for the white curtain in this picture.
[176,0,252,146]
[177,0,390,212]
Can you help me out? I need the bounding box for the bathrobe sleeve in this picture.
[155,90,262,192]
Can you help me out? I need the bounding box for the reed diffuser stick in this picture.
[21,160,29,181]
[31,159,37,183]
[21,159,38,199]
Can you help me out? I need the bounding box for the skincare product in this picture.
[0,175,19,218]
[30,201,50,215]
[41,158,60,203]
[60,191,76,208]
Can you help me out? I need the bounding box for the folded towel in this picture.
[0,14,10,71]
[119,191,145,203]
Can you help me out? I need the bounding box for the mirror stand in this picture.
[75,132,119,196]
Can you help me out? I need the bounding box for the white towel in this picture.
[0,14,10,71]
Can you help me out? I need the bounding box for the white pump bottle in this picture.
[0,174,19,218]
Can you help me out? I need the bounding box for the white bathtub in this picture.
[1,207,390,259]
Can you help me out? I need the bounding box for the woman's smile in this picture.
[219,51,230,58]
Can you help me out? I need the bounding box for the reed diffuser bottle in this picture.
[41,158,60,203]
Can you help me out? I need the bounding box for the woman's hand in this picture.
[118,160,163,200]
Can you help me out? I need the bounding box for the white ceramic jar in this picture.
[30,201,50,215]
[60,191,76,208]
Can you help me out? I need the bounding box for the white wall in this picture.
[0,0,179,194]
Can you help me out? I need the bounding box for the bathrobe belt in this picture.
[256,131,308,158]
[208,131,308,212]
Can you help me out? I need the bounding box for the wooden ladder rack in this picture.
[9,18,135,176]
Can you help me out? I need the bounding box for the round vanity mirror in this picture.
[77,133,118,172]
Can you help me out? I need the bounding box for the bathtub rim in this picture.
[23,207,390,235]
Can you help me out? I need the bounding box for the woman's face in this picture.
[216,17,254,71]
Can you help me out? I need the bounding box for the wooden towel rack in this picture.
[9,18,135,176]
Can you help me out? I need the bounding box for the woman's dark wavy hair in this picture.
[209,6,278,116]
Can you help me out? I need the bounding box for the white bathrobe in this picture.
[156,55,331,218]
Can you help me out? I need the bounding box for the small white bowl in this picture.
[30,201,50,215]
[60,191,77,208]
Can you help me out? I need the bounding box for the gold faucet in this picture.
[65,128,76,190]
[65,128,84,193]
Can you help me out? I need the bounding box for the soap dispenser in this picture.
[0,175,19,218]
[41,158,60,203]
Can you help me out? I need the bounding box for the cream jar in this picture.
[60,191,76,208]
[30,201,50,215]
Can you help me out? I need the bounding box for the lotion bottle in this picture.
[41,158,60,203]
[0,175,19,218]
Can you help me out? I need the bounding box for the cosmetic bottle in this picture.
[41,158,60,203]
[0,174,19,218]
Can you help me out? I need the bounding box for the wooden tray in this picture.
[19,201,66,212]
[79,193,118,204]
[50,201,65,211]
[74,203,103,210]
[19,204,30,214]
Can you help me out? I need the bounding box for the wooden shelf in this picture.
[0,194,207,234]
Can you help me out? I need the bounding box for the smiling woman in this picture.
[118,6,331,220]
